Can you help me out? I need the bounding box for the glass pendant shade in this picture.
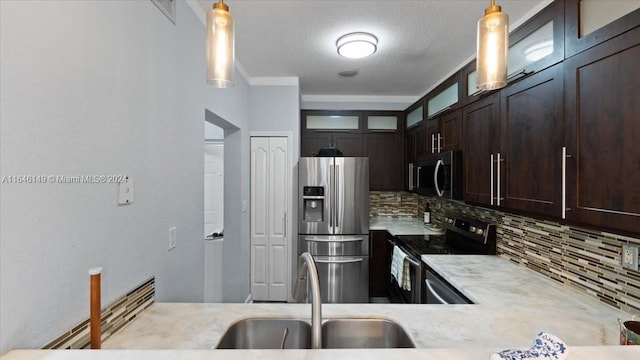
[206,1,235,88]
[476,2,508,91]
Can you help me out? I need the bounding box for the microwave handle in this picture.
[434,159,444,197]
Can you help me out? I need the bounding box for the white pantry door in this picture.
[250,137,288,301]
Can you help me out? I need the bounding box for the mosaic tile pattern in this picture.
[42,277,155,349]
[373,191,640,313]
[370,191,420,218]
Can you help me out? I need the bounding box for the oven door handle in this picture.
[387,239,421,267]
[404,255,421,268]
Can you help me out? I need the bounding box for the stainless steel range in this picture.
[388,216,496,304]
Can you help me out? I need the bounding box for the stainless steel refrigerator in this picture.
[298,157,369,303]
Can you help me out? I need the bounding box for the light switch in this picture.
[118,176,134,205]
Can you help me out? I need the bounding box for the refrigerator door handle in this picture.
[329,164,334,228]
[304,236,364,242]
[335,164,340,229]
[314,257,364,264]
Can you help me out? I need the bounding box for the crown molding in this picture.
[249,77,300,86]
[301,94,417,104]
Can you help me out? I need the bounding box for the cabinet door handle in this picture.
[437,133,442,153]
[417,167,422,189]
[497,152,503,206]
[562,147,572,219]
[431,134,435,153]
[490,154,494,206]
[408,163,414,191]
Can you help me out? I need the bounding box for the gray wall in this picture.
[0,0,251,353]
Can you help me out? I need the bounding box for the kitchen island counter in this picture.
[93,254,634,352]
[3,254,638,359]
[3,346,639,360]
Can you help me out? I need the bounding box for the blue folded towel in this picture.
[489,332,568,360]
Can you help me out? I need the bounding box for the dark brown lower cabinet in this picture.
[500,63,564,216]
[564,27,640,234]
[369,230,390,298]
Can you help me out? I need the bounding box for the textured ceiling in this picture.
[196,0,548,100]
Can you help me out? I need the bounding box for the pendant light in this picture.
[476,0,509,91]
[206,0,235,88]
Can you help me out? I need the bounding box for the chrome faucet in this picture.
[293,252,322,349]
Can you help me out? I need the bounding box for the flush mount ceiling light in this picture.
[206,0,235,88]
[336,32,378,59]
[476,0,509,91]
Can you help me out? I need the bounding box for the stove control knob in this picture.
[469,226,476,232]
[476,228,484,235]
[447,218,454,224]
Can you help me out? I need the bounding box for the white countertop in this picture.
[4,220,638,359]
[92,256,631,352]
[3,347,639,360]
[370,216,444,236]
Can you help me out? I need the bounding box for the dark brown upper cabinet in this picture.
[424,73,463,155]
[300,110,404,190]
[425,73,462,120]
[462,92,501,205]
[565,0,640,58]
[564,26,640,235]
[405,96,426,130]
[301,110,364,156]
[301,110,363,133]
[500,63,564,216]
[363,112,404,191]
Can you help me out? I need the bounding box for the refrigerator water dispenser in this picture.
[303,186,324,222]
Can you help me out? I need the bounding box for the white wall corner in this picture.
[185,0,206,25]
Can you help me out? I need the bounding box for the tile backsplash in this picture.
[372,191,640,313]
[42,277,155,349]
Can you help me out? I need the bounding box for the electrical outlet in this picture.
[168,227,176,251]
[622,244,639,271]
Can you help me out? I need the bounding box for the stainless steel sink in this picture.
[322,318,416,348]
[215,318,311,349]
[215,317,415,349]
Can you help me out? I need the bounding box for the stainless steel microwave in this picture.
[409,151,462,199]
